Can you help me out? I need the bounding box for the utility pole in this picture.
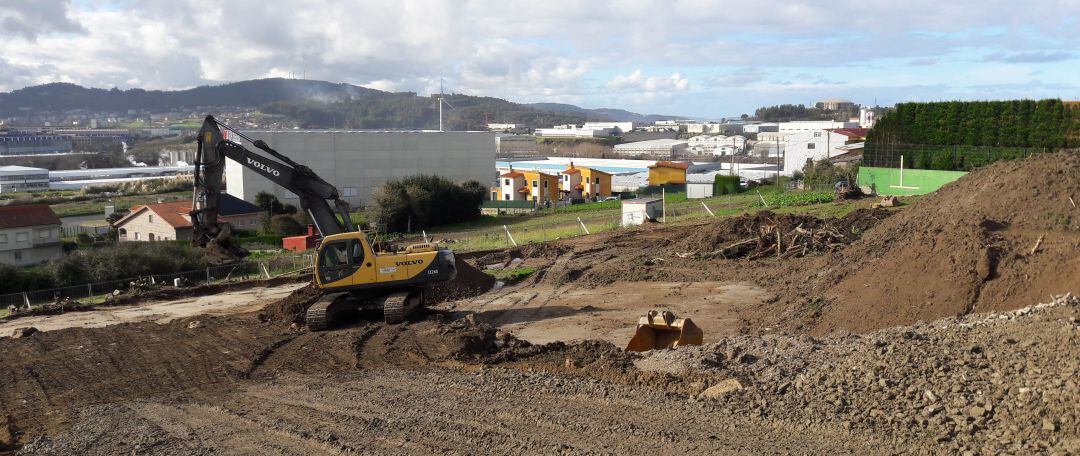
[776,135,781,189]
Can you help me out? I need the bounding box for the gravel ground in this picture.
[635,294,1080,454]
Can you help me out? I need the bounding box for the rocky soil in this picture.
[636,293,1080,454]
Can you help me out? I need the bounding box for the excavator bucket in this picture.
[626,310,704,352]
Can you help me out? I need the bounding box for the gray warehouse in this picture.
[224,130,495,208]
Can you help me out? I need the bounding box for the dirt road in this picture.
[0,283,304,334]
[24,368,892,455]
[447,280,768,345]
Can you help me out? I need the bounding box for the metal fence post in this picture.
[87,283,93,304]
[206,267,211,285]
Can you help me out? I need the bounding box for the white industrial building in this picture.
[742,123,779,134]
[612,139,689,158]
[535,125,615,138]
[224,130,495,208]
[487,123,518,131]
[496,135,537,156]
[0,166,50,193]
[778,121,859,132]
[815,98,856,110]
[686,135,746,156]
[783,130,860,175]
[582,122,635,134]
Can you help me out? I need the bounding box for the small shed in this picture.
[686,182,714,199]
[622,198,663,226]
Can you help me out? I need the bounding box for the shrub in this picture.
[372,175,485,232]
[713,175,742,195]
[269,214,305,236]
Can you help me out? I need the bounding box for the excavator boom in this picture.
[191,116,356,263]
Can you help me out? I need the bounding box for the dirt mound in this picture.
[258,283,323,325]
[427,257,496,303]
[635,294,1080,454]
[674,209,893,259]
[804,152,1080,333]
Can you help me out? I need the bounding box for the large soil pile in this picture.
[803,152,1080,333]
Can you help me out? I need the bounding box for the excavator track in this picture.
[383,288,423,324]
[305,292,349,331]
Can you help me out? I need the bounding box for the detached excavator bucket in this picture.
[626,310,704,352]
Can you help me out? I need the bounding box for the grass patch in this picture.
[487,267,536,284]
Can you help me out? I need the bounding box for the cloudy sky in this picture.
[1,0,1078,117]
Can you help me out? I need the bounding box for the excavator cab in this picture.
[306,231,458,329]
[625,310,704,352]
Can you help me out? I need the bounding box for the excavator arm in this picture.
[191,115,357,262]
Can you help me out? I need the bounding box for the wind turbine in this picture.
[435,78,455,132]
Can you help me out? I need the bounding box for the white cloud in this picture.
[607,70,689,92]
[0,0,1077,115]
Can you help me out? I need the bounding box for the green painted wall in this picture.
[857,166,968,196]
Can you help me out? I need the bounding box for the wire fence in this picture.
[1,254,313,313]
[863,143,1071,171]
[428,198,721,252]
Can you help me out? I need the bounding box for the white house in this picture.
[496,168,528,201]
[0,166,50,194]
[0,204,62,266]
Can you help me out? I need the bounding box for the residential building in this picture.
[647,161,689,186]
[494,168,527,201]
[534,125,615,138]
[815,98,856,110]
[114,194,265,242]
[0,204,62,266]
[520,170,561,203]
[613,139,689,158]
[582,122,634,134]
[0,166,50,193]
[224,130,495,207]
[559,164,612,200]
[778,121,859,133]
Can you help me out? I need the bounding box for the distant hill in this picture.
[0,78,690,130]
[525,103,683,123]
[0,79,379,116]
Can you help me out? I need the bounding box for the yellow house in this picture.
[560,163,612,200]
[521,170,560,202]
[647,161,689,186]
[578,167,612,199]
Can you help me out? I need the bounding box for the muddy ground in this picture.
[1,153,1077,454]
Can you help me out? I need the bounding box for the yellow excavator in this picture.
[189,116,457,330]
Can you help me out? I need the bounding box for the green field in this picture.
[50,191,190,217]
[426,188,867,252]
